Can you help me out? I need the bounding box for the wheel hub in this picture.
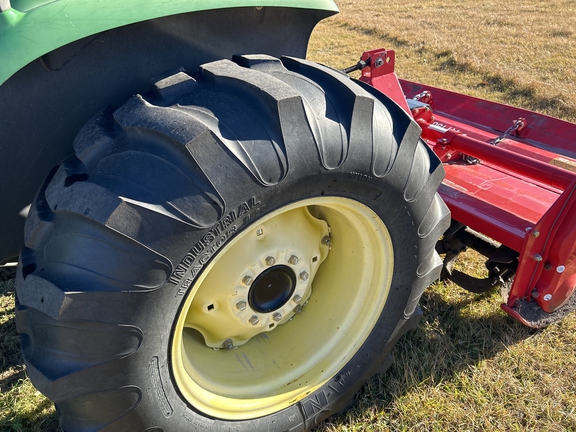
[248,265,296,313]
[179,206,330,349]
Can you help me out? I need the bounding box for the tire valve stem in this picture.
[223,339,234,350]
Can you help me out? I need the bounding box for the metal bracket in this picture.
[438,222,518,294]
[491,117,527,145]
[502,291,576,328]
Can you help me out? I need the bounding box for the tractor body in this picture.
[1,1,575,430]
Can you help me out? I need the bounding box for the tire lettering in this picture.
[329,372,351,394]
[302,391,328,418]
[169,198,260,287]
[348,171,373,181]
[301,372,352,419]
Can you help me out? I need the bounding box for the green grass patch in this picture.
[0,278,58,431]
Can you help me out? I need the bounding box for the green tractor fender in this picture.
[0,0,339,85]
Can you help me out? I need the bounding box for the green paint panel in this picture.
[0,0,338,84]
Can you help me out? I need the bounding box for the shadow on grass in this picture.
[317,285,540,430]
[1,398,60,432]
[0,279,61,432]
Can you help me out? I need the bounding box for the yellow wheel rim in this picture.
[171,197,394,420]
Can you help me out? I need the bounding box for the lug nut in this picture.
[273,312,282,322]
[265,256,276,266]
[242,275,253,286]
[249,315,259,325]
[293,294,302,303]
[236,301,247,311]
[321,236,332,247]
[293,305,303,314]
[288,255,299,265]
[299,271,309,281]
[223,339,234,350]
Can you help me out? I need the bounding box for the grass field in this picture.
[1,0,576,430]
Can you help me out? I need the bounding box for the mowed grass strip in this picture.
[2,1,576,430]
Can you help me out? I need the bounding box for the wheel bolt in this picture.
[242,275,253,286]
[293,294,302,303]
[223,339,234,350]
[273,312,282,322]
[288,255,299,265]
[265,256,276,266]
[293,305,303,314]
[321,235,332,247]
[236,301,247,311]
[299,271,309,281]
[249,315,259,325]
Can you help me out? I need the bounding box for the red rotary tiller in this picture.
[357,48,576,328]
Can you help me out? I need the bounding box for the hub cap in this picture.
[249,265,296,313]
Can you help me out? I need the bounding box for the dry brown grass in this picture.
[314,274,576,432]
[309,0,576,121]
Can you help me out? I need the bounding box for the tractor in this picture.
[1,1,574,431]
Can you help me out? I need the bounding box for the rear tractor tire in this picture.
[15,55,449,431]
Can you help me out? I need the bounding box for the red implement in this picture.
[359,49,576,327]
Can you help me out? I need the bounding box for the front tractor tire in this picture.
[15,55,449,431]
